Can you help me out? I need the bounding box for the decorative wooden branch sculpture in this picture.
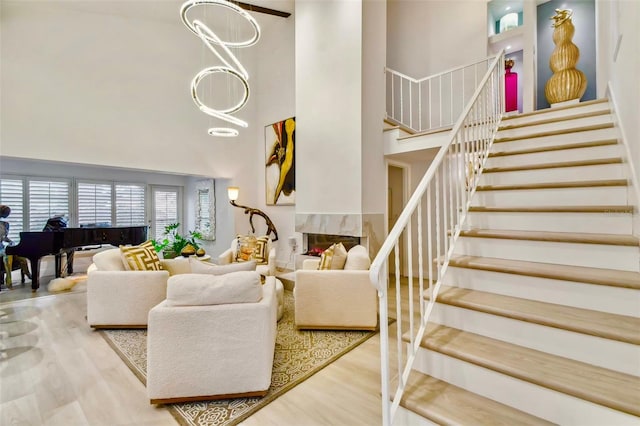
[230,200,279,242]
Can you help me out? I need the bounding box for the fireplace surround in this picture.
[303,233,361,256]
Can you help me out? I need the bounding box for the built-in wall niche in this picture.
[488,0,524,36]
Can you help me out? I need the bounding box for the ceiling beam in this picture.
[231,1,291,18]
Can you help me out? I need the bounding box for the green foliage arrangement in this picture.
[153,223,202,259]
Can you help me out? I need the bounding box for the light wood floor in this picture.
[0,279,417,426]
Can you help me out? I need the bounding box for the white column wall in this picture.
[295,0,363,215]
[361,0,387,255]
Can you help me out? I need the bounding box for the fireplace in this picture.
[304,233,361,256]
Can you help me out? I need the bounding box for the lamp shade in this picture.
[227,186,240,201]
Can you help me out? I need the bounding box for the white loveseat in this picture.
[147,272,278,404]
[86,250,258,328]
[294,245,378,330]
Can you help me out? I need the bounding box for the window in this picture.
[0,178,24,242]
[77,181,112,226]
[28,179,70,231]
[152,186,181,240]
[115,184,146,226]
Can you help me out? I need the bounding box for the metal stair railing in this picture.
[371,50,505,426]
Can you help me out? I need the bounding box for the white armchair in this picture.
[87,248,169,328]
[147,272,278,404]
[294,245,377,330]
[218,236,277,277]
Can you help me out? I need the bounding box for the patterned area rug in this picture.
[100,290,378,426]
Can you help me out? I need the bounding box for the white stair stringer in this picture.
[453,236,639,271]
[466,209,633,234]
[427,302,640,376]
[442,266,640,317]
[412,347,640,426]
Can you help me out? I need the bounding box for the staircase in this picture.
[397,99,640,425]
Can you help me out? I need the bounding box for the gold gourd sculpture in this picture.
[545,9,587,104]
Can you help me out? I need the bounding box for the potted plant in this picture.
[153,223,202,259]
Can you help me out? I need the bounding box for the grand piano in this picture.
[6,226,147,291]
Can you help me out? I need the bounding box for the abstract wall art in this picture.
[265,117,296,206]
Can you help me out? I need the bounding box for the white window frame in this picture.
[150,185,183,241]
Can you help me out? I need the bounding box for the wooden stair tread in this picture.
[469,205,633,213]
[498,109,610,131]
[483,157,622,173]
[427,284,640,344]
[489,139,618,157]
[477,179,627,191]
[408,323,640,417]
[448,254,640,290]
[500,98,608,121]
[459,229,639,246]
[401,372,555,426]
[494,123,614,143]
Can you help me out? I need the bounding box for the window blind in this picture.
[0,178,24,242]
[28,180,69,231]
[154,190,178,240]
[115,184,146,227]
[77,182,112,226]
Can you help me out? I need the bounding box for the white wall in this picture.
[595,0,640,236]
[387,0,488,78]
[295,0,363,215]
[254,6,296,268]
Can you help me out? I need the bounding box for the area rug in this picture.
[99,290,379,426]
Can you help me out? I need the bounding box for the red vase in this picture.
[505,68,518,112]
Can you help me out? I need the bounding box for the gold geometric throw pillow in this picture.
[318,243,336,270]
[318,242,348,270]
[120,240,161,271]
[254,236,270,265]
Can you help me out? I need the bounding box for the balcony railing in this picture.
[385,56,496,133]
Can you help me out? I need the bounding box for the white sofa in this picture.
[294,245,378,330]
[218,237,276,277]
[147,272,278,404]
[87,250,284,328]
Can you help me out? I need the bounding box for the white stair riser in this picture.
[486,144,621,168]
[466,211,632,234]
[413,348,639,425]
[454,237,639,272]
[496,114,613,140]
[443,266,640,318]
[500,102,610,128]
[394,407,438,426]
[480,163,625,186]
[473,186,627,207]
[428,303,640,376]
[491,127,616,154]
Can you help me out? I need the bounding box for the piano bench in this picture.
[0,255,31,288]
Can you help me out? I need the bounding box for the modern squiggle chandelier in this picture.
[180,0,260,137]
